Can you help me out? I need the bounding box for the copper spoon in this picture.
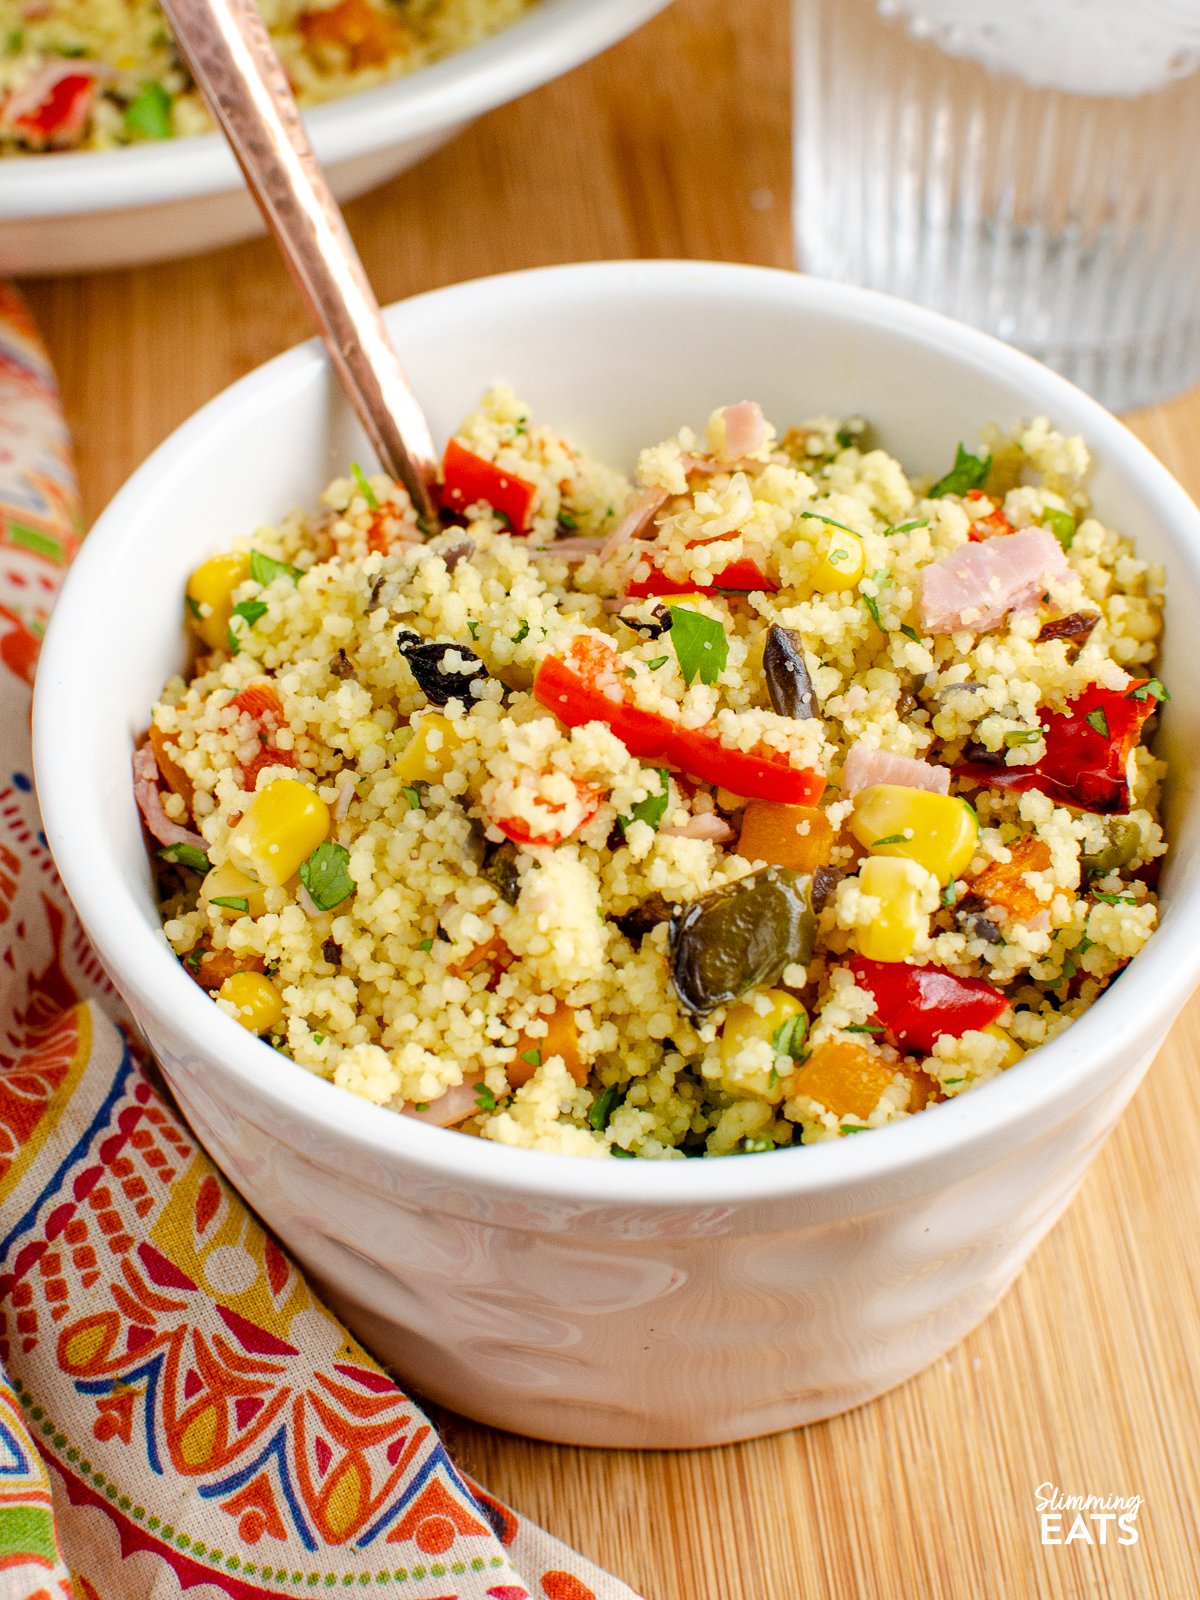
[159,0,439,528]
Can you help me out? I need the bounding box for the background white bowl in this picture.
[34,262,1200,1447]
[0,0,671,276]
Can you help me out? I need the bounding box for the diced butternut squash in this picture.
[788,1040,896,1121]
[186,943,266,993]
[901,1066,942,1112]
[970,835,1052,923]
[148,721,194,811]
[737,801,833,873]
[298,0,407,68]
[510,1003,585,1089]
[448,931,514,987]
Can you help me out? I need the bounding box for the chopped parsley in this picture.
[1078,935,1094,955]
[312,1033,325,1044]
[941,881,959,906]
[402,786,422,810]
[1042,507,1076,549]
[943,1077,965,1086]
[158,842,209,873]
[210,895,249,913]
[226,598,267,654]
[298,840,355,911]
[185,594,203,620]
[350,462,379,509]
[250,548,300,587]
[1129,678,1169,703]
[883,517,931,537]
[846,1022,884,1034]
[800,511,859,537]
[474,1083,497,1112]
[647,655,669,671]
[512,620,530,644]
[899,623,922,643]
[588,1083,625,1132]
[1093,891,1137,905]
[871,834,908,847]
[557,510,578,531]
[619,768,670,835]
[610,1145,636,1158]
[124,81,173,141]
[1085,707,1110,739]
[1059,955,1077,983]
[771,1013,809,1059]
[929,444,992,499]
[184,948,203,974]
[668,606,728,686]
[1004,728,1042,748]
[861,570,892,632]
[520,1048,542,1069]
[841,1124,871,1134]
[467,620,481,640]
[418,938,434,953]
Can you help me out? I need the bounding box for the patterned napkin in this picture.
[0,285,640,1600]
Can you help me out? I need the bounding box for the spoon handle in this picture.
[161,0,440,527]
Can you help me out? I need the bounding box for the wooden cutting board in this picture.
[25,0,1200,1593]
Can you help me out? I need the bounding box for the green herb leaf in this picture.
[520,1048,542,1069]
[1085,707,1110,739]
[647,655,669,671]
[184,948,203,973]
[467,620,481,640]
[929,444,992,499]
[862,592,886,632]
[800,510,858,537]
[312,1033,325,1044]
[871,834,908,847]
[1042,507,1076,549]
[492,507,515,532]
[402,786,422,810]
[835,426,855,450]
[668,607,728,686]
[899,624,922,643]
[413,1103,430,1112]
[942,1077,964,1086]
[610,1145,636,1158]
[1004,728,1043,748]
[298,840,355,911]
[124,81,173,140]
[210,895,249,913]
[941,881,959,907]
[474,1083,497,1112]
[884,517,931,537]
[1093,891,1137,905]
[512,620,530,644]
[158,842,209,873]
[250,548,300,587]
[226,599,267,655]
[350,462,379,509]
[771,1013,810,1059]
[846,1022,884,1033]
[1059,955,1077,982]
[1129,677,1170,703]
[418,938,434,953]
[588,1083,624,1132]
[841,1124,871,1134]
[619,769,670,836]
[185,594,203,621]
[557,510,578,531]
[1078,935,1094,955]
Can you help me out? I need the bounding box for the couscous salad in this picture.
[0,0,532,153]
[136,394,1166,1158]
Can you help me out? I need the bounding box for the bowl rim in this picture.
[33,259,1200,1209]
[0,0,671,218]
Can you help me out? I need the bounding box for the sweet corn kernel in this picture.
[186,551,252,652]
[201,861,268,919]
[809,526,865,592]
[226,777,330,887]
[857,856,929,962]
[719,991,808,1103]
[850,784,979,885]
[393,712,464,784]
[218,971,284,1035]
[982,1022,1022,1068]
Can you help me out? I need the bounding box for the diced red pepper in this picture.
[229,679,291,790]
[625,556,778,599]
[440,438,537,535]
[533,635,826,806]
[849,957,1007,1055]
[492,776,601,847]
[965,488,1016,542]
[9,70,95,147]
[956,680,1158,814]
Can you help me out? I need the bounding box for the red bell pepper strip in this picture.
[533,635,826,805]
[849,957,1007,1055]
[8,69,95,147]
[439,438,537,534]
[955,680,1158,814]
[625,555,779,599]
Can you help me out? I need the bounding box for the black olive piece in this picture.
[617,604,674,641]
[482,839,522,906]
[322,938,342,966]
[365,573,388,613]
[669,866,817,1016]
[954,895,1004,945]
[614,892,674,945]
[811,864,844,913]
[896,686,918,719]
[396,632,492,706]
[606,820,626,853]
[440,537,476,573]
[960,739,1006,767]
[763,625,817,719]
[329,648,355,680]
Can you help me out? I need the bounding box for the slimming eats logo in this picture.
[1036,1482,1143,1546]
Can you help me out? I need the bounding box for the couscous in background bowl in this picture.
[33,262,1200,1447]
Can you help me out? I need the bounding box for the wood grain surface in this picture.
[22,0,1200,1594]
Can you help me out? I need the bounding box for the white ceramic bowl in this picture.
[34,262,1200,1447]
[0,0,670,276]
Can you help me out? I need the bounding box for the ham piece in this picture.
[720,400,766,457]
[133,741,207,851]
[403,1077,482,1127]
[919,527,1071,635]
[842,745,950,797]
